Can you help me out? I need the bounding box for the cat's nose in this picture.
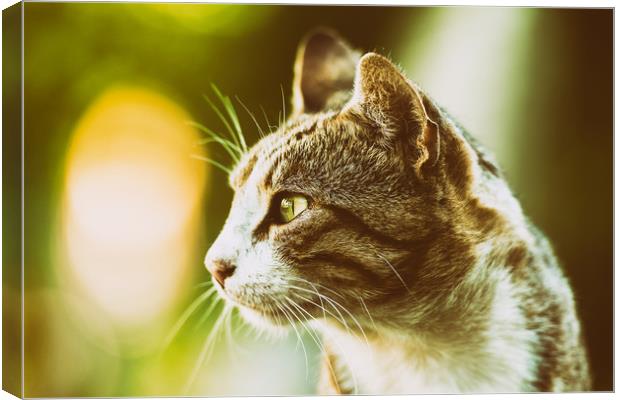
[207,259,236,288]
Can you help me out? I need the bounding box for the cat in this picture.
[203,28,590,394]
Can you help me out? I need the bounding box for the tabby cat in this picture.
[204,29,590,394]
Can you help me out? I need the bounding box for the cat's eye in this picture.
[279,195,309,223]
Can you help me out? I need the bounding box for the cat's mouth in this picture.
[214,282,323,328]
[235,301,294,329]
[238,296,329,330]
[219,290,292,327]
[236,295,329,331]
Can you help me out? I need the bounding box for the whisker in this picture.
[286,292,361,394]
[210,84,248,152]
[235,96,266,139]
[293,285,371,353]
[323,295,371,350]
[288,289,348,329]
[276,302,309,380]
[229,310,251,355]
[204,89,241,151]
[188,120,242,151]
[286,284,355,339]
[358,297,378,331]
[280,84,287,124]
[203,98,239,150]
[285,295,348,387]
[164,287,217,347]
[191,154,232,174]
[194,281,214,290]
[193,296,223,332]
[285,296,326,353]
[223,307,237,362]
[281,280,364,394]
[288,276,346,300]
[259,105,278,132]
[184,303,232,393]
[376,253,410,293]
[284,296,320,339]
[188,121,242,163]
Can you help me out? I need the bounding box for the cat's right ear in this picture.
[346,53,440,176]
[291,28,360,116]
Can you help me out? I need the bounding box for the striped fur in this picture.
[204,29,590,393]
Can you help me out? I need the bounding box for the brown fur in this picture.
[205,29,590,394]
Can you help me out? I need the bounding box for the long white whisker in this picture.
[287,276,346,300]
[284,296,327,354]
[224,307,237,361]
[284,296,321,343]
[276,302,309,380]
[287,279,330,324]
[204,87,242,151]
[193,298,223,332]
[285,295,350,390]
[329,299,370,346]
[285,284,353,334]
[359,297,378,331]
[283,281,363,394]
[280,84,287,123]
[376,253,410,293]
[164,287,217,347]
[235,96,266,139]
[310,291,371,353]
[194,281,215,289]
[184,303,231,394]
[188,120,242,162]
[287,292,361,394]
[191,154,232,175]
[288,290,348,330]
[259,105,278,132]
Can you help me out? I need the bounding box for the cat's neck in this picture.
[315,264,537,393]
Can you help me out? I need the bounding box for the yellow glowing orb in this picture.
[61,86,206,329]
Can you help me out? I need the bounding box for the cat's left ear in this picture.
[346,53,440,174]
[291,28,360,116]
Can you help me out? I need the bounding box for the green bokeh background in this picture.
[3,4,612,396]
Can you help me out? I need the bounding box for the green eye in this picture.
[279,195,309,223]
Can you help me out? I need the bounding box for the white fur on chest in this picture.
[317,271,538,394]
[324,332,467,394]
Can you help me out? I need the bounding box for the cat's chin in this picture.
[238,306,290,337]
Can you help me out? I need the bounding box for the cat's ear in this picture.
[347,53,440,174]
[291,28,360,116]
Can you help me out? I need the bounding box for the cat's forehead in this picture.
[228,111,353,191]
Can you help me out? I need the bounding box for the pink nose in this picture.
[207,260,236,288]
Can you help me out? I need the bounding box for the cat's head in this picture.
[204,29,503,335]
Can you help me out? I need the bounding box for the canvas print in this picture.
[2,3,612,397]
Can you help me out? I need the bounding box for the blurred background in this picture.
[2,4,612,396]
